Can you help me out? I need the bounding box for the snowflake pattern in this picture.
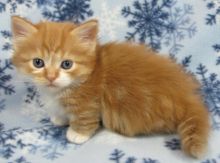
[8,156,31,163]
[0,0,34,16]
[1,30,12,52]
[0,59,14,95]
[196,64,220,129]
[41,0,93,23]
[165,138,181,150]
[217,57,220,65]
[36,0,52,7]
[0,119,78,162]
[109,149,159,163]
[143,159,159,163]
[0,0,220,162]
[122,0,196,55]
[21,82,46,121]
[181,55,192,68]
[0,2,6,13]
[0,99,6,112]
[204,0,220,25]
[201,155,220,163]
[213,43,220,65]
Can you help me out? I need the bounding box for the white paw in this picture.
[51,116,68,126]
[66,127,91,144]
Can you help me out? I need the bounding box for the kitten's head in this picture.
[11,16,98,91]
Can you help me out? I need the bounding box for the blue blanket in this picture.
[0,0,220,162]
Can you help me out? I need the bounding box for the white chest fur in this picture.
[38,87,70,126]
[38,86,93,144]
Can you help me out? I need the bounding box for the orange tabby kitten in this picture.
[11,16,210,158]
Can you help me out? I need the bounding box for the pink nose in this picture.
[46,75,56,82]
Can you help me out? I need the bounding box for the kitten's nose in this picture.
[46,75,56,82]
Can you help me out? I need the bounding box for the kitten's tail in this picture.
[177,100,210,158]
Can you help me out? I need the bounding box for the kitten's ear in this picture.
[11,16,37,42]
[70,20,98,49]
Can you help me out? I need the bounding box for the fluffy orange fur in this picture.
[11,16,210,158]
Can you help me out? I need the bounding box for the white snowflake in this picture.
[95,1,126,42]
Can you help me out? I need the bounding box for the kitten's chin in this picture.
[40,84,64,94]
[48,87,61,94]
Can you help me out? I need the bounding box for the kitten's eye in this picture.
[33,58,44,68]
[61,60,73,69]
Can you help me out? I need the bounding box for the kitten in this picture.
[11,16,210,158]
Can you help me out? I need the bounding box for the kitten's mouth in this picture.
[47,83,57,88]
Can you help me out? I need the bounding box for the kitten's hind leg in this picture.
[178,102,210,158]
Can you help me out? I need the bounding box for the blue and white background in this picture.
[0,0,220,162]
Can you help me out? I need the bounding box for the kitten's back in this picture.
[97,42,209,158]
[98,42,198,95]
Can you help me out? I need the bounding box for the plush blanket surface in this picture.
[0,0,220,162]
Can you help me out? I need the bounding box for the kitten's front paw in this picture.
[51,116,68,126]
[66,127,91,144]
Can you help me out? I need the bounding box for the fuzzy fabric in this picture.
[0,0,220,162]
